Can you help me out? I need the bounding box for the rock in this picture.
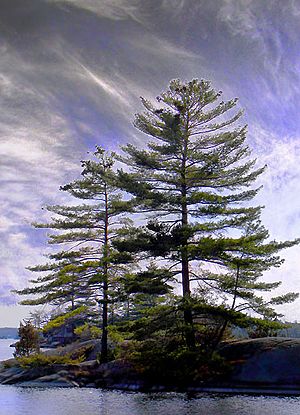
[90,359,145,389]
[1,365,54,385]
[7,337,300,391]
[219,337,300,386]
[0,358,17,370]
[36,373,65,382]
[18,373,79,388]
[42,339,101,361]
[0,341,141,389]
[85,382,96,387]
[78,360,98,368]
[2,372,27,385]
[0,366,24,383]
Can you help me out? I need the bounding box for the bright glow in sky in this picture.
[1,0,300,326]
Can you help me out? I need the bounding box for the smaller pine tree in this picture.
[14,321,40,358]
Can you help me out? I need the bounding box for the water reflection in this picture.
[0,387,300,415]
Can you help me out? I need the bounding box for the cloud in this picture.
[126,32,199,61]
[241,124,299,244]
[218,0,261,39]
[49,0,145,22]
[72,58,133,109]
[0,39,87,306]
[0,0,299,322]
[0,231,43,297]
[217,0,300,105]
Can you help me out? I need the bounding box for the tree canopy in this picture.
[115,79,299,348]
[15,79,299,368]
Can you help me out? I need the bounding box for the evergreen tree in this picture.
[14,321,40,358]
[119,263,173,319]
[16,260,94,310]
[16,147,134,363]
[116,79,299,349]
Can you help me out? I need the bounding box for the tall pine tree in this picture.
[16,146,134,362]
[116,79,299,349]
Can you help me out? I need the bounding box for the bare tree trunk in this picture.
[100,184,109,363]
[212,264,241,350]
[181,124,196,350]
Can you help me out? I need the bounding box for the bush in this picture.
[74,323,102,340]
[3,360,18,369]
[14,321,40,358]
[121,337,230,386]
[17,353,85,369]
[247,318,286,338]
[43,306,87,333]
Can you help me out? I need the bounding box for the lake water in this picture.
[0,338,15,360]
[1,339,300,414]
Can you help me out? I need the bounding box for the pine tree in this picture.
[14,321,40,358]
[16,146,134,363]
[16,260,94,310]
[197,220,299,346]
[116,79,299,349]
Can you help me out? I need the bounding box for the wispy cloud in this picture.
[253,130,300,240]
[216,0,300,130]
[0,0,299,323]
[72,58,133,109]
[49,0,145,22]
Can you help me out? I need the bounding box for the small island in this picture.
[3,335,300,394]
[5,79,300,395]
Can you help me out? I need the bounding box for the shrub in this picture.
[17,353,85,369]
[121,337,230,386]
[42,306,87,332]
[14,321,40,358]
[74,323,102,340]
[3,360,18,369]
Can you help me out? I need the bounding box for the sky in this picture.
[1,0,300,326]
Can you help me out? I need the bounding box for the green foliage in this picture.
[13,79,300,380]
[3,360,18,369]
[15,146,138,363]
[247,318,287,338]
[17,353,85,369]
[74,323,102,340]
[116,78,299,349]
[43,306,87,332]
[121,337,229,386]
[14,321,40,358]
[107,324,129,344]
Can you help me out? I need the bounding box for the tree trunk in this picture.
[100,277,108,363]
[100,184,109,363]
[181,125,196,350]
[212,264,241,351]
[181,205,196,349]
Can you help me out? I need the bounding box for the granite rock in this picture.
[219,337,300,386]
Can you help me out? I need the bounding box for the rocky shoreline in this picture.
[2,337,300,395]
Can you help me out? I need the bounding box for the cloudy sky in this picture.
[1,0,300,326]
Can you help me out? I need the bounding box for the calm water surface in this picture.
[0,339,15,360]
[0,387,300,415]
[1,339,300,414]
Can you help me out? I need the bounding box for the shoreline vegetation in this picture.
[2,337,300,396]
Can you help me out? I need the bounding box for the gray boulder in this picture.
[219,337,300,386]
[19,373,79,388]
